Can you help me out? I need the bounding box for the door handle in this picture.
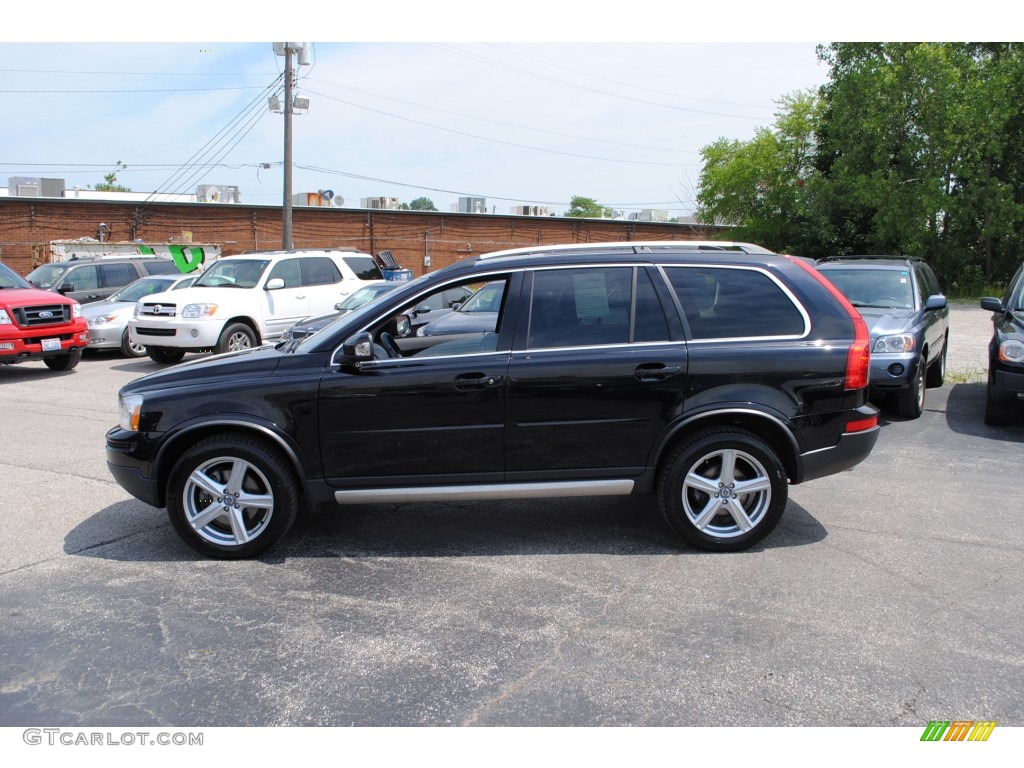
[454,373,503,391]
[635,363,682,382]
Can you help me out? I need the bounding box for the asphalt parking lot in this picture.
[0,303,1022,727]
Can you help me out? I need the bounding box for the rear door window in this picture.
[664,266,807,340]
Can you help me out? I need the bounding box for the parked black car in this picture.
[980,262,1024,425]
[816,256,949,419]
[106,241,880,559]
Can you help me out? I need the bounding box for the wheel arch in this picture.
[652,408,801,484]
[152,419,307,507]
[222,316,263,345]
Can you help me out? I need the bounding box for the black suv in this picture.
[816,256,949,419]
[980,263,1024,425]
[106,241,880,558]
[26,256,181,305]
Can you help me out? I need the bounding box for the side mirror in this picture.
[340,331,375,365]
[980,297,1005,313]
[58,283,75,294]
[413,303,432,315]
[265,278,285,290]
[394,315,412,338]
[924,294,947,311]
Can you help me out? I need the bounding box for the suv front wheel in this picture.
[215,322,257,355]
[896,358,926,419]
[657,428,787,551]
[166,433,299,559]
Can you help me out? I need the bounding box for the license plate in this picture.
[41,338,61,352]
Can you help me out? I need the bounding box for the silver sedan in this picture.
[82,274,197,357]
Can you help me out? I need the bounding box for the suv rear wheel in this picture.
[926,337,947,388]
[657,428,787,551]
[166,433,299,559]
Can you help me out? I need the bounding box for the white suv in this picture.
[129,249,385,364]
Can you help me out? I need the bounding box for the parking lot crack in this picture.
[460,554,678,725]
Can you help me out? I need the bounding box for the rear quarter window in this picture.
[664,266,807,340]
[141,260,181,276]
[343,256,384,281]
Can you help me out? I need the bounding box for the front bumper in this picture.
[868,352,918,393]
[0,323,89,363]
[129,317,222,349]
[106,427,163,507]
[989,365,1024,405]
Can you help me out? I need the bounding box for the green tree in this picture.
[566,196,617,218]
[94,160,131,192]
[696,91,822,254]
[408,197,437,211]
[815,43,1024,287]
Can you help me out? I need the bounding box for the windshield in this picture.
[108,277,179,303]
[819,268,915,309]
[25,263,69,289]
[0,262,33,289]
[338,283,396,310]
[193,259,270,289]
[458,282,505,313]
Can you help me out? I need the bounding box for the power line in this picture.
[305,76,698,156]
[426,43,772,121]
[304,88,696,168]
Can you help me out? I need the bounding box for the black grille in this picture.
[134,327,176,337]
[12,304,70,327]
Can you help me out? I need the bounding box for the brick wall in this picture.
[0,197,726,277]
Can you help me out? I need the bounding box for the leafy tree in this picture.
[566,196,617,218]
[94,160,131,192]
[408,197,437,211]
[696,91,821,254]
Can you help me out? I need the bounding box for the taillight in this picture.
[785,255,871,390]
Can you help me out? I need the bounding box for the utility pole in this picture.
[272,43,311,251]
[282,46,294,250]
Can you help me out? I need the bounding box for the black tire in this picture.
[148,346,186,365]
[984,384,1015,426]
[896,358,926,419]
[120,329,147,358]
[926,337,947,388]
[43,347,82,371]
[657,427,787,552]
[214,322,257,355]
[166,433,300,559]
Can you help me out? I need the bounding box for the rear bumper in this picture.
[796,405,880,483]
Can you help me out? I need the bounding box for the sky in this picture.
[0,5,1007,219]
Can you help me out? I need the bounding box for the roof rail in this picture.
[478,240,775,260]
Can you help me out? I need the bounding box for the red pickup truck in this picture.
[1,261,89,371]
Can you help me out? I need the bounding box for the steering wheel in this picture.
[379,332,400,359]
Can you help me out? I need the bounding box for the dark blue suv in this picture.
[980,262,1024,425]
[817,256,949,419]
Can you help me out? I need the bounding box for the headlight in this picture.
[88,314,118,327]
[72,303,82,319]
[999,339,1024,363]
[873,334,916,354]
[182,303,218,319]
[119,393,144,431]
[0,309,10,325]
